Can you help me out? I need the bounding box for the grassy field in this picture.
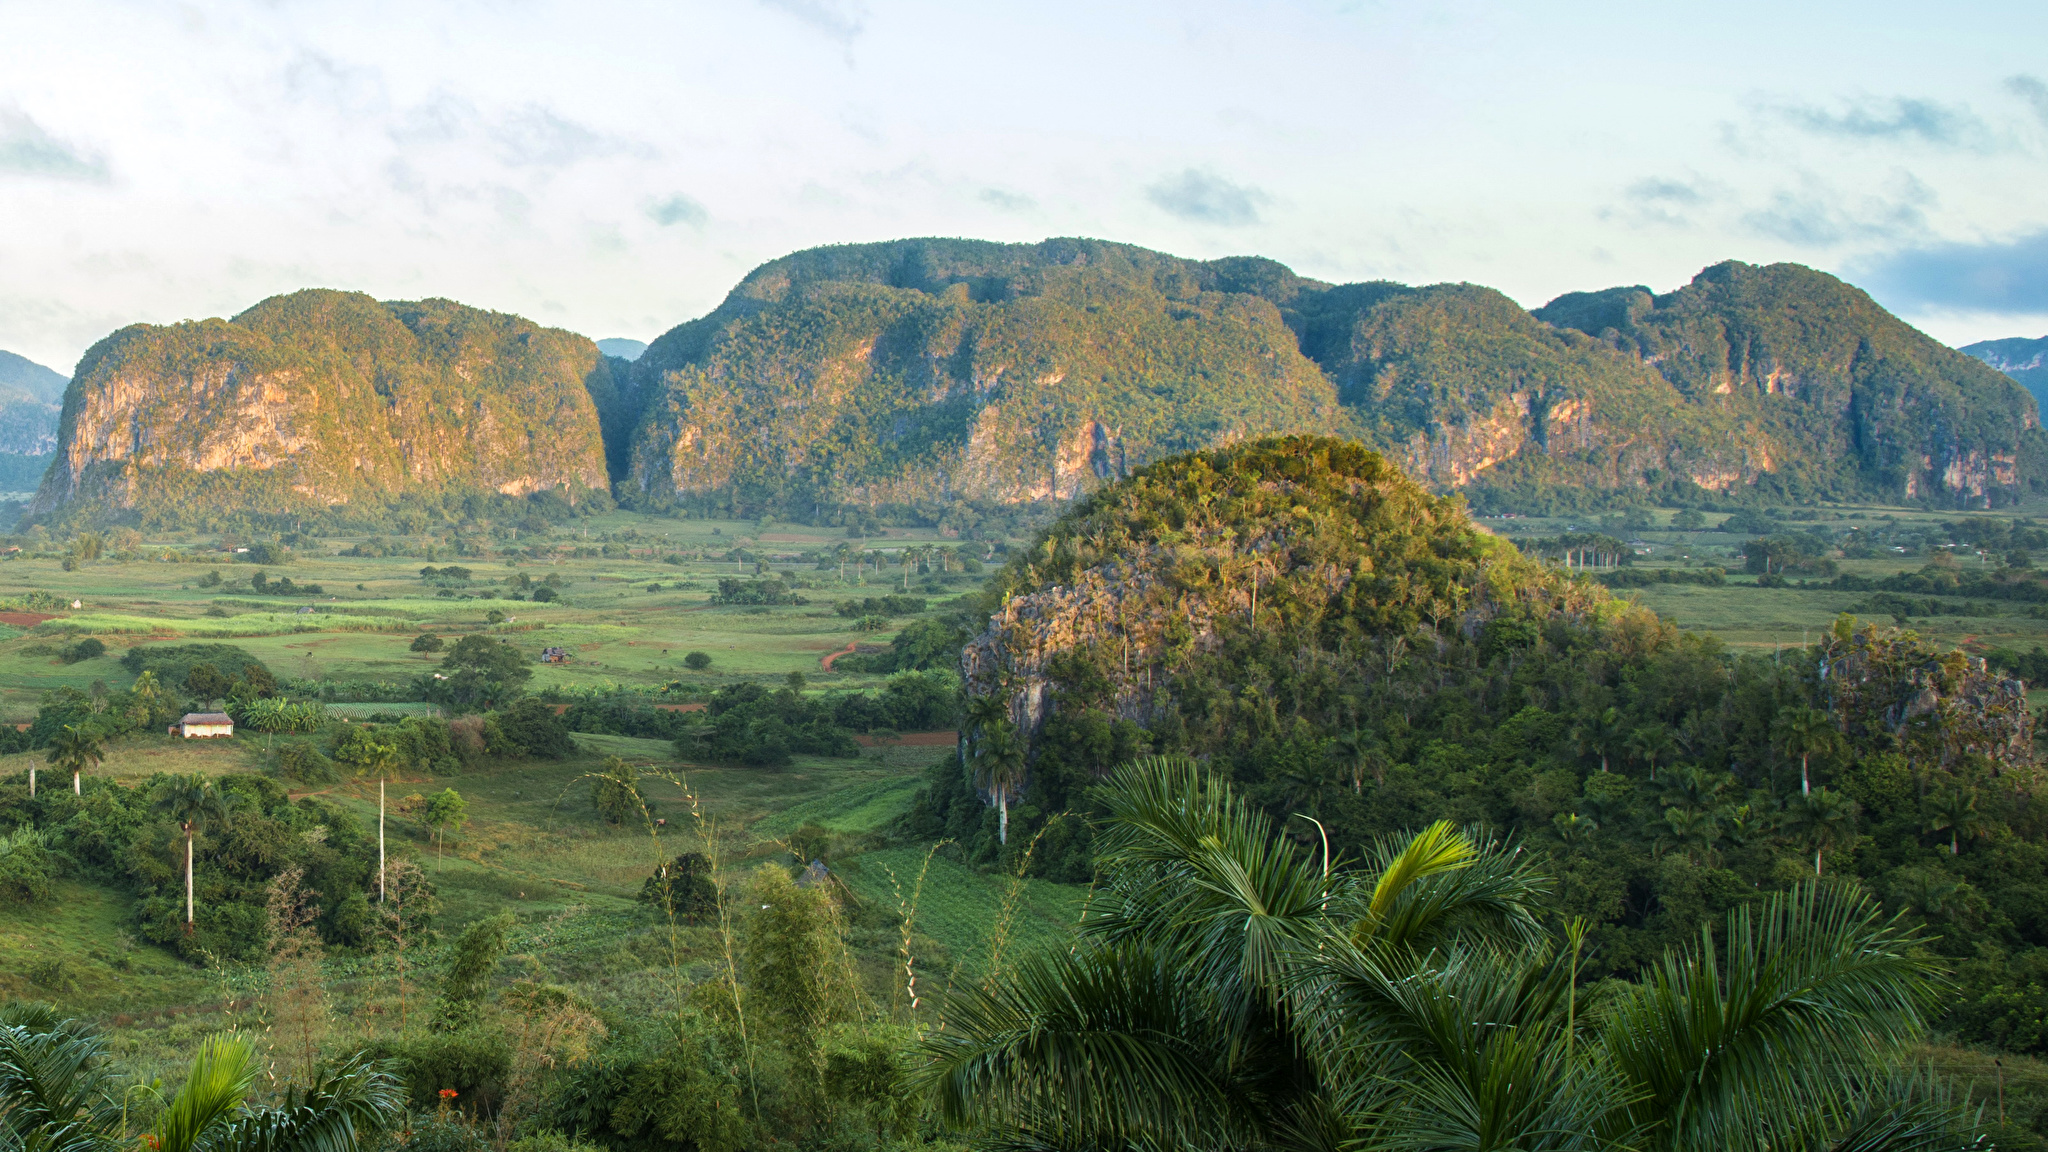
[1486,494,2048,657]
[0,510,988,718]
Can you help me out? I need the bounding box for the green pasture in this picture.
[0,510,983,718]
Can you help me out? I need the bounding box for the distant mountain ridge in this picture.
[0,350,67,403]
[29,290,614,522]
[617,239,2041,514]
[1964,335,2048,411]
[26,239,2045,524]
[0,350,65,490]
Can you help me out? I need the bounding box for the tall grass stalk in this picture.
[981,817,1062,992]
[879,840,950,1021]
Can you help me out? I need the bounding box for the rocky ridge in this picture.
[29,291,614,521]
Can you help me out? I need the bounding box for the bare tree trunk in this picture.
[26,763,32,797]
[73,771,80,795]
[998,786,1008,846]
[185,831,195,925]
[379,779,387,903]
[1801,754,1810,796]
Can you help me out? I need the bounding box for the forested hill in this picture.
[615,238,2044,517]
[915,436,2043,1047]
[622,238,1348,515]
[1535,262,2041,509]
[28,240,2043,525]
[1967,334,2048,413]
[27,291,617,526]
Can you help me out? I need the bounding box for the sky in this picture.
[4,0,2048,374]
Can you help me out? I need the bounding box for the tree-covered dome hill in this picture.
[912,438,2045,1046]
[28,289,617,526]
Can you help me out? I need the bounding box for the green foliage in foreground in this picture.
[919,758,1971,1151]
[0,1010,405,1152]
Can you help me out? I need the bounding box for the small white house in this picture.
[172,712,235,739]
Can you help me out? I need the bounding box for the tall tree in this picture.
[1773,706,1842,796]
[151,774,233,931]
[972,719,1027,846]
[47,726,103,796]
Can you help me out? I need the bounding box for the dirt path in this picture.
[820,640,859,671]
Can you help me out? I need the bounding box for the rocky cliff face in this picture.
[624,239,1345,513]
[30,291,613,520]
[1536,262,2042,508]
[623,242,2041,514]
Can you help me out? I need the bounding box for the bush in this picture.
[711,577,803,606]
[411,633,446,652]
[638,852,718,923]
[364,1031,512,1114]
[57,638,105,664]
[834,594,925,619]
[683,651,711,671]
[531,586,557,603]
[487,698,575,759]
[0,828,56,906]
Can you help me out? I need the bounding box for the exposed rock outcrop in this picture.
[30,291,614,520]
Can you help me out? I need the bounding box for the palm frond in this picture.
[1351,825,1548,955]
[1084,757,1346,1029]
[201,1054,404,1152]
[0,1015,122,1147]
[155,1036,256,1152]
[914,941,1274,1150]
[1289,930,1633,1150]
[1600,882,1946,1151]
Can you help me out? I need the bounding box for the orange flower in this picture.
[438,1088,459,1099]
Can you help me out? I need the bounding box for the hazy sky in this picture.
[4,0,2048,373]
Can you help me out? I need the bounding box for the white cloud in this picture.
[0,107,108,182]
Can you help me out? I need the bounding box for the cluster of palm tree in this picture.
[918,757,1970,1151]
[0,1003,402,1152]
[236,698,328,737]
[1637,762,1860,874]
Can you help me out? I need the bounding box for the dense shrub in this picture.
[485,699,575,759]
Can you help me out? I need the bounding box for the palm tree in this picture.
[1625,724,1677,776]
[972,719,1027,846]
[1790,786,1860,876]
[1924,787,1986,856]
[1574,706,1626,773]
[48,726,104,796]
[961,692,1009,768]
[0,1013,402,1152]
[1773,705,1842,796]
[151,773,233,931]
[917,757,1951,1151]
[357,742,400,902]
